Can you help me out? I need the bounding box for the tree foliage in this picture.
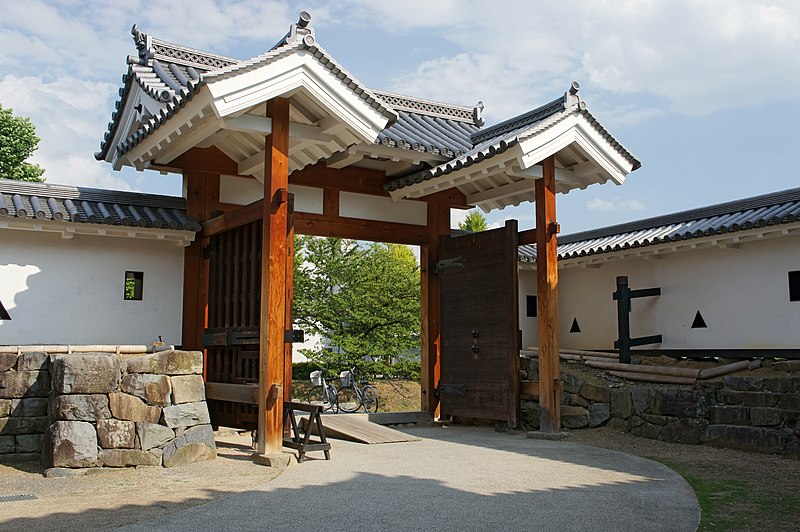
[293,236,420,374]
[0,105,45,182]
[458,209,489,232]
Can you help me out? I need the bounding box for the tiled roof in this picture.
[386,85,641,193]
[0,179,200,231]
[97,18,397,163]
[518,187,800,262]
[374,90,482,158]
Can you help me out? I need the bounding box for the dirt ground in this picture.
[2,426,799,531]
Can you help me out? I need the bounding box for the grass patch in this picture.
[656,459,800,531]
[291,379,421,413]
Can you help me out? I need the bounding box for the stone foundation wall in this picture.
[0,350,216,471]
[521,358,800,457]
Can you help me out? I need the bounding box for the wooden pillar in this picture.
[182,171,219,364]
[284,195,295,406]
[421,200,450,416]
[535,155,561,432]
[257,97,290,456]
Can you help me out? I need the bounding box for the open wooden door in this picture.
[438,220,520,427]
[203,219,262,430]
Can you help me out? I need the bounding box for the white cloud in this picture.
[587,197,646,212]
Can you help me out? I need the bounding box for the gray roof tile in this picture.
[0,179,200,232]
[518,187,800,262]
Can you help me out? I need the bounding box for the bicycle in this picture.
[306,370,339,413]
[336,367,379,413]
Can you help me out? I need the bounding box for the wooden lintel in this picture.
[294,212,428,246]
[535,155,561,433]
[290,163,391,196]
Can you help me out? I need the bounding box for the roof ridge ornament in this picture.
[565,81,586,111]
[278,11,315,48]
[131,24,152,64]
[473,101,485,127]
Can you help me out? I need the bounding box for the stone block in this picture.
[561,372,582,394]
[641,414,675,426]
[709,405,749,425]
[125,350,202,376]
[18,352,48,371]
[650,388,708,417]
[663,418,708,445]
[137,422,174,450]
[97,419,135,449]
[784,410,800,431]
[717,391,742,405]
[607,417,631,432]
[561,405,589,429]
[580,382,610,403]
[182,424,215,449]
[0,416,48,435]
[52,394,111,421]
[51,354,120,394]
[0,370,49,398]
[44,467,89,478]
[0,398,11,417]
[568,393,589,407]
[630,388,650,415]
[16,433,44,453]
[589,403,610,427]
[520,401,540,429]
[631,421,662,440]
[0,452,40,464]
[170,375,206,404]
[0,435,14,453]
[781,394,800,410]
[12,398,48,417]
[0,353,18,372]
[121,374,171,406]
[109,393,161,423]
[764,377,800,393]
[702,424,789,453]
[49,421,98,468]
[149,447,164,465]
[723,375,764,392]
[163,442,215,468]
[773,361,800,373]
[610,390,632,419]
[98,449,160,467]
[749,407,783,427]
[162,401,211,429]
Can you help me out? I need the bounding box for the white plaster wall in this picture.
[520,234,800,350]
[339,192,427,226]
[0,230,185,345]
[220,174,324,214]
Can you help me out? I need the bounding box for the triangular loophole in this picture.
[691,311,707,329]
[570,317,581,333]
[0,298,10,321]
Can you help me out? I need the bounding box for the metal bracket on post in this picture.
[613,276,662,363]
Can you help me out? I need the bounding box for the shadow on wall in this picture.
[0,263,41,334]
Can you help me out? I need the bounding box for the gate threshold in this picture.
[302,413,421,444]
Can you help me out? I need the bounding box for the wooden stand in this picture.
[282,401,331,463]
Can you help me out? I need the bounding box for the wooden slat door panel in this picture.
[205,219,262,431]
[439,220,520,427]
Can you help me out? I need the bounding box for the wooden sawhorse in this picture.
[282,401,331,462]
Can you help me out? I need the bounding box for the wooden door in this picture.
[438,220,520,427]
[203,219,262,430]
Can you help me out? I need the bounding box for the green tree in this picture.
[293,236,420,374]
[458,209,489,232]
[0,105,45,182]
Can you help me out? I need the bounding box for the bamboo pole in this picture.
[698,360,751,379]
[607,371,696,385]
[525,347,619,359]
[586,360,701,378]
[0,344,159,354]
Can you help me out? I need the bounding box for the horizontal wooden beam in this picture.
[520,380,539,398]
[205,382,259,404]
[202,199,261,237]
[290,163,392,196]
[221,115,332,143]
[294,212,428,245]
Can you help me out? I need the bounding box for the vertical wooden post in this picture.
[421,200,450,416]
[257,97,290,456]
[182,171,219,378]
[284,195,295,407]
[536,155,561,433]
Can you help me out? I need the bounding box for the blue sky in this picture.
[1,0,798,234]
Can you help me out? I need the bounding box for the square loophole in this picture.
[124,271,144,301]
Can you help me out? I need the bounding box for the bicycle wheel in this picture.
[336,385,361,413]
[362,385,379,413]
[307,385,335,412]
